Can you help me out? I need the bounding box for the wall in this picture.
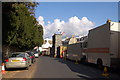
[52,34,62,57]
[67,43,82,61]
[110,22,120,58]
[2,45,21,62]
[110,31,119,58]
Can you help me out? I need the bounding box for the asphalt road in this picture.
[32,56,79,78]
[2,56,120,79]
[32,56,120,79]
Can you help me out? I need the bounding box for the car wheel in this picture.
[97,59,103,70]
[29,60,32,66]
[32,60,34,64]
[81,56,87,64]
[34,59,36,62]
[25,66,29,70]
[29,63,32,66]
[5,67,9,71]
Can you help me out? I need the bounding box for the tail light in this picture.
[5,59,9,62]
[22,58,27,61]
[30,56,34,59]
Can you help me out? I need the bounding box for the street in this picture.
[2,2,120,80]
[2,56,120,79]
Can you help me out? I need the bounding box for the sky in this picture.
[35,0,120,2]
[35,2,118,39]
[1,0,120,2]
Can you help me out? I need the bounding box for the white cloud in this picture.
[37,16,95,38]
[48,21,51,24]
[37,16,44,26]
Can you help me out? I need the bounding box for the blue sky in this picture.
[35,2,118,38]
[35,2,118,26]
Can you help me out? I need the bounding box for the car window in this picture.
[10,53,25,57]
[29,52,33,56]
[26,51,33,56]
[34,52,38,54]
[31,52,34,55]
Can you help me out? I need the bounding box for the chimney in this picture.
[106,19,111,24]
[72,35,75,38]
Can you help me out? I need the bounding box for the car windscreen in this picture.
[31,52,34,55]
[10,53,25,57]
[34,52,38,54]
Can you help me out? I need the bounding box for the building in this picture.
[62,37,70,46]
[68,35,77,44]
[42,38,52,55]
[52,34,62,57]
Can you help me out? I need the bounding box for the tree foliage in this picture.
[2,2,43,50]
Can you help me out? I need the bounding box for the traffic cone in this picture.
[101,67,109,77]
[2,63,6,74]
[75,60,78,64]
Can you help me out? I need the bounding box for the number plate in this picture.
[12,60,20,62]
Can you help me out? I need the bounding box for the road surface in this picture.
[2,56,120,79]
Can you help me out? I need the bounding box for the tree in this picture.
[2,2,43,50]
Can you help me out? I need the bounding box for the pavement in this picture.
[0,67,1,80]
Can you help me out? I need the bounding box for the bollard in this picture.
[101,67,109,77]
[75,60,78,64]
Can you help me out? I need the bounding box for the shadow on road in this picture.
[5,68,27,71]
[53,57,120,79]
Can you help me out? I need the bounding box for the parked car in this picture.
[26,51,36,63]
[33,50,39,58]
[5,52,32,70]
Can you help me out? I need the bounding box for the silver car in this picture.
[5,52,32,70]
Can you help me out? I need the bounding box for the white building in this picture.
[42,38,52,52]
